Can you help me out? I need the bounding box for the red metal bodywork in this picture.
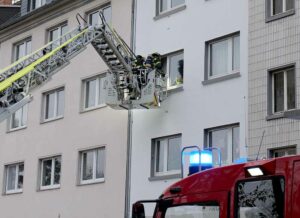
[154,155,300,218]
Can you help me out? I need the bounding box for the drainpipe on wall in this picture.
[124,0,136,217]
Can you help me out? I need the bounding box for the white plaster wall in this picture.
[0,0,131,217]
[131,0,248,216]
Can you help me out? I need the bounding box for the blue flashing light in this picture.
[200,150,213,166]
[189,151,200,166]
[234,157,248,164]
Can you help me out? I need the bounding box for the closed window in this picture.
[5,163,24,194]
[152,134,182,177]
[9,104,28,130]
[83,75,106,110]
[158,0,185,14]
[80,147,105,184]
[39,156,61,190]
[271,0,293,16]
[206,34,240,79]
[205,125,240,165]
[162,51,184,88]
[269,146,296,158]
[42,88,64,122]
[271,67,295,113]
[14,38,31,61]
[88,5,112,26]
[28,0,46,11]
[48,23,68,49]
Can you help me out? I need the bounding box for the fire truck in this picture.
[132,154,300,218]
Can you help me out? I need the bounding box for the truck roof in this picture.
[162,155,300,199]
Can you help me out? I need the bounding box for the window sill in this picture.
[4,190,23,195]
[80,104,107,114]
[167,84,184,93]
[40,116,64,124]
[154,5,186,21]
[266,9,295,23]
[266,113,284,121]
[202,72,241,85]
[148,173,181,182]
[266,109,300,121]
[7,125,27,133]
[78,178,105,186]
[39,185,60,192]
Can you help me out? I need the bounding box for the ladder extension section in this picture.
[0,14,167,122]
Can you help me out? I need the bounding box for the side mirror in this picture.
[132,202,145,218]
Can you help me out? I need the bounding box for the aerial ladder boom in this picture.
[0,13,167,123]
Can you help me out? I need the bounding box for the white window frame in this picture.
[9,104,28,131]
[270,0,290,16]
[87,5,112,26]
[206,125,239,165]
[5,163,24,194]
[80,148,105,185]
[269,146,297,158]
[40,156,61,190]
[153,135,181,177]
[13,38,31,61]
[82,74,106,111]
[164,51,184,89]
[158,0,185,14]
[42,88,64,122]
[207,34,240,79]
[271,69,295,114]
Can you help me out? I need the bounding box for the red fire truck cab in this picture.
[132,155,300,218]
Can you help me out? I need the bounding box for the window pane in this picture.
[61,25,68,36]
[233,36,240,71]
[21,104,28,127]
[54,157,61,185]
[210,39,229,77]
[11,108,22,129]
[169,53,184,86]
[210,129,229,164]
[287,69,295,110]
[56,90,64,117]
[167,137,181,171]
[90,12,100,26]
[103,6,112,24]
[171,0,185,8]
[42,159,52,186]
[233,127,240,162]
[50,28,59,41]
[155,140,164,173]
[7,166,16,191]
[96,148,105,179]
[237,179,284,218]
[26,40,32,56]
[98,77,106,105]
[85,79,97,108]
[166,205,219,217]
[18,164,24,189]
[160,0,168,12]
[274,72,284,113]
[45,92,55,119]
[273,0,283,15]
[82,151,94,180]
[286,0,293,10]
[16,43,26,60]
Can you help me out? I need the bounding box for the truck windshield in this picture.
[236,177,284,218]
[164,204,219,218]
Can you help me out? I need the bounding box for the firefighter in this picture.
[152,52,162,70]
[132,55,145,74]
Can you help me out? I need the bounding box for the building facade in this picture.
[130,0,248,216]
[248,0,300,159]
[0,0,131,217]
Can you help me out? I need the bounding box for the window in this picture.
[42,88,64,122]
[28,0,46,11]
[165,205,219,218]
[270,67,295,114]
[82,74,106,110]
[162,51,184,88]
[158,0,185,14]
[9,104,28,131]
[236,177,284,217]
[88,5,112,26]
[5,163,24,194]
[269,146,296,158]
[48,23,68,50]
[13,38,31,61]
[206,33,240,79]
[151,134,182,177]
[269,0,294,16]
[205,125,239,165]
[80,147,105,184]
[39,156,61,190]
